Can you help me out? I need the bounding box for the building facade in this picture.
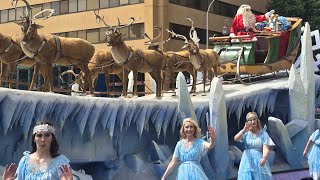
[0,0,268,95]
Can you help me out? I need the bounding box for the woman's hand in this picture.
[303,150,307,157]
[208,126,216,141]
[259,157,266,166]
[60,165,73,180]
[243,121,253,132]
[2,163,17,180]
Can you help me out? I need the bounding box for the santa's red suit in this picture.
[230,14,266,39]
[230,5,274,40]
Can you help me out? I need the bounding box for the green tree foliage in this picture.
[267,0,320,30]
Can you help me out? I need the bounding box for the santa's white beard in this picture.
[243,12,256,29]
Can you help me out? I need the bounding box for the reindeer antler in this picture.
[186,17,200,46]
[186,17,195,39]
[144,26,162,45]
[166,29,188,43]
[33,9,55,20]
[117,17,141,29]
[94,10,112,29]
[12,0,32,18]
[60,70,78,78]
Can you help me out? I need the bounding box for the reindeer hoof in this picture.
[191,93,196,96]
[155,96,162,99]
[201,93,206,96]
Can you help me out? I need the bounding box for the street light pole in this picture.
[206,0,216,49]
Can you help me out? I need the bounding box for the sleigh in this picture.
[209,17,302,82]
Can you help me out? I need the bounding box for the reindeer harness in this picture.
[0,39,15,56]
[0,38,27,63]
[23,34,61,64]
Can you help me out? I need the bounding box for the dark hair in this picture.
[31,121,60,158]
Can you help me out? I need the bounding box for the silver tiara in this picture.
[32,124,56,135]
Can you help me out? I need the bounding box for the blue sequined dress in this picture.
[307,129,320,179]
[16,151,70,180]
[173,138,208,180]
[238,130,272,180]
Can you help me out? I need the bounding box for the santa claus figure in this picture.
[230,4,274,41]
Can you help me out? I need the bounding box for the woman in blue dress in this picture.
[234,112,273,180]
[161,118,216,180]
[303,128,320,180]
[2,121,72,180]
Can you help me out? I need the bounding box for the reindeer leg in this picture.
[29,63,40,91]
[169,70,175,92]
[0,62,3,87]
[103,68,110,93]
[190,69,197,95]
[39,65,47,92]
[202,70,207,96]
[150,69,162,99]
[79,64,94,96]
[122,68,128,97]
[47,63,54,92]
[133,69,138,97]
[8,63,16,89]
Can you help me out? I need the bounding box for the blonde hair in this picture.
[246,112,262,130]
[237,4,251,15]
[236,4,256,29]
[179,118,201,139]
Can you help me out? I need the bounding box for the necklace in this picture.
[27,158,53,173]
[183,139,195,151]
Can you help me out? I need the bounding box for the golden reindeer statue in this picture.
[0,32,47,90]
[13,0,95,94]
[94,11,164,98]
[88,49,123,90]
[144,27,197,93]
[167,18,219,94]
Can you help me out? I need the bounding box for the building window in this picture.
[42,3,52,17]
[170,0,179,5]
[129,23,144,39]
[119,27,129,41]
[87,29,100,44]
[31,5,43,18]
[100,0,109,8]
[1,10,8,23]
[8,9,15,22]
[68,31,78,38]
[87,0,99,10]
[69,0,78,13]
[78,30,87,40]
[110,0,120,7]
[130,0,140,4]
[169,23,221,44]
[180,0,187,6]
[51,1,60,15]
[15,7,23,20]
[78,0,87,12]
[120,0,129,5]
[190,0,201,10]
[169,0,250,18]
[60,0,69,14]
[99,27,107,43]
[200,1,208,11]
